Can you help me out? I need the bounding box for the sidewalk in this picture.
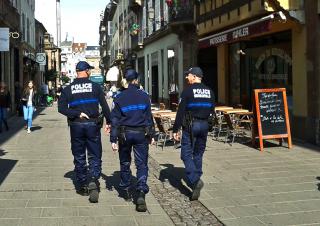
[0,106,174,226]
[150,132,320,225]
[2,106,320,225]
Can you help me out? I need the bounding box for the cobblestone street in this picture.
[0,105,320,226]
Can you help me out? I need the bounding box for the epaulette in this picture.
[137,89,149,96]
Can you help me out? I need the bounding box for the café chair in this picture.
[210,112,227,140]
[224,113,246,144]
[154,116,173,150]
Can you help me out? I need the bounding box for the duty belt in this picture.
[122,126,146,132]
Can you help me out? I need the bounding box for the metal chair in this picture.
[154,116,173,149]
[211,112,227,140]
[224,113,246,144]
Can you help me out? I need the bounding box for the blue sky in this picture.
[35,0,109,45]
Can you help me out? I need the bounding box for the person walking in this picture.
[0,82,11,133]
[110,69,155,212]
[58,61,111,203]
[172,67,215,201]
[21,81,36,134]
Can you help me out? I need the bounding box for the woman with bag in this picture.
[21,81,36,134]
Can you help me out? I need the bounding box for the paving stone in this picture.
[95,216,136,226]
[41,207,78,217]
[27,199,62,208]
[0,219,21,226]
[3,208,42,218]
[0,199,27,208]
[222,217,266,226]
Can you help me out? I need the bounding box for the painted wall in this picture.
[137,33,182,100]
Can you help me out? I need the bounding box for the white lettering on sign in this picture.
[232,27,249,39]
[71,83,92,94]
[193,89,211,98]
[209,34,228,46]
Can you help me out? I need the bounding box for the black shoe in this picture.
[190,179,204,201]
[88,179,99,203]
[76,185,88,196]
[121,188,132,202]
[136,191,147,212]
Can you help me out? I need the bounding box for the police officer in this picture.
[58,61,111,203]
[172,67,215,201]
[110,69,155,212]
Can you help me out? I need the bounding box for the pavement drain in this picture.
[148,156,224,226]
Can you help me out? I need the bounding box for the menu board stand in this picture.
[252,88,292,151]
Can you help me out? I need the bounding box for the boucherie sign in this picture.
[199,19,271,49]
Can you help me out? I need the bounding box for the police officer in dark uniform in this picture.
[58,61,111,203]
[110,69,155,212]
[172,67,215,201]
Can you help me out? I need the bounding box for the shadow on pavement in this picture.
[0,108,45,145]
[0,149,18,186]
[101,171,137,201]
[31,126,42,132]
[159,163,191,197]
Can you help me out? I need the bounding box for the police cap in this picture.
[76,61,94,72]
[184,67,203,78]
[125,69,139,81]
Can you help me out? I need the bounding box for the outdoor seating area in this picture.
[152,103,254,149]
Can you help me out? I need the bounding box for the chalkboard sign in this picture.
[253,88,292,151]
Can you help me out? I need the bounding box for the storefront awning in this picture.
[198,14,275,49]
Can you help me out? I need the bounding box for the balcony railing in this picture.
[168,1,194,25]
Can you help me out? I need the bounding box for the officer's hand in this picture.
[79,112,89,119]
[173,132,180,141]
[111,143,118,152]
[150,138,155,145]
[104,124,111,134]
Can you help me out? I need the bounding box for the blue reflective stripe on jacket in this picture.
[121,104,148,113]
[69,98,99,107]
[187,102,213,108]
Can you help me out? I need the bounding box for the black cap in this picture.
[76,61,94,72]
[125,69,139,80]
[184,67,203,78]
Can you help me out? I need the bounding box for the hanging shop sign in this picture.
[36,53,47,65]
[199,19,271,49]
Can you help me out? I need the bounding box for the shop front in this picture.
[198,12,306,140]
[228,31,292,112]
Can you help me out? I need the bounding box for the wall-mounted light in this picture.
[236,49,245,55]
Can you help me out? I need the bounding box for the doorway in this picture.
[151,65,159,103]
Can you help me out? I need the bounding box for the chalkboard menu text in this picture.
[253,88,292,151]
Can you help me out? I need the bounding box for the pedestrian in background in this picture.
[58,61,111,203]
[173,67,215,201]
[0,82,11,133]
[21,80,36,134]
[110,69,155,212]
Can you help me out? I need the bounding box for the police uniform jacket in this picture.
[110,83,154,143]
[58,77,111,123]
[172,83,215,133]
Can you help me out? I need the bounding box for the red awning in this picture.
[198,15,274,49]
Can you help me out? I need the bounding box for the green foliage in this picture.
[45,69,57,82]
[61,75,70,84]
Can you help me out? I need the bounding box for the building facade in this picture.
[104,0,197,106]
[35,19,46,87]
[195,0,319,143]
[0,0,21,110]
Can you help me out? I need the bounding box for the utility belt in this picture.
[118,126,154,144]
[193,116,208,121]
[68,116,103,128]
